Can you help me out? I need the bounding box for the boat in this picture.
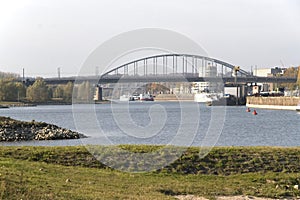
[296,102,300,112]
[0,105,9,109]
[119,95,135,101]
[139,94,154,101]
[119,94,154,101]
[206,94,246,106]
[194,93,219,103]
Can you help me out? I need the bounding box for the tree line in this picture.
[279,66,300,90]
[0,72,93,103]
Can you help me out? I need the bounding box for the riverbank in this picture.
[0,117,85,141]
[0,101,36,108]
[246,104,297,110]
[154,94,194,101]
[0,146,300,199]
[246,97,300,110]
[0,100,72,108]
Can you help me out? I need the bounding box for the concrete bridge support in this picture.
[93,86,103,101]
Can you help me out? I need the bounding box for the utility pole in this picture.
[233,66,240,105]
[95,66,99,76]
[255,65,257,76]
[22,68,25,83]
[17,91,20,102]
[57,67,61,79]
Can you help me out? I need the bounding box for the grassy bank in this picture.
[0,146,300,199]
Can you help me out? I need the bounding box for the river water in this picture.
[0,102,299,147]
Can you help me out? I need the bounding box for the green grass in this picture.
[1,146,300,199]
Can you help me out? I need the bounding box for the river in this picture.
[0,102,299,147]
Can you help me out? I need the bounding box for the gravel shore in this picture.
[0,116,85,141]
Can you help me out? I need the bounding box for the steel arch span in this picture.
[100,54,250,82]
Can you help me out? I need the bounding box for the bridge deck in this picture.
[39,75,297,84]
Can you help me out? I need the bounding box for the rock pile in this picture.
[0,116,85,141]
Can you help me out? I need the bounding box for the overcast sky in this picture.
[0,0,299,77]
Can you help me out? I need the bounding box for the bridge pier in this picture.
[93,85,103,101]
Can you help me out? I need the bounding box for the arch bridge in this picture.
[98,54,297,84]
[99,54,251,83]
[41,54,297,85]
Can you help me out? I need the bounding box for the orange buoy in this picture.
[246,108,251,112]
[252,109,257,115]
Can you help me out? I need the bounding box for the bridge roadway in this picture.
[40,75,297,85]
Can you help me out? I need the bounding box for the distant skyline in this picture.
[0,0,299,77]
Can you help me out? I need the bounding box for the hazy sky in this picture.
[0,0,299,77]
